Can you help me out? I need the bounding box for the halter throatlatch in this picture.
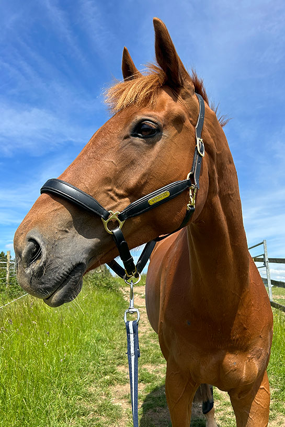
[40,94,205,281]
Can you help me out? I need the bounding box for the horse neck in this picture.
[186,126,249,312]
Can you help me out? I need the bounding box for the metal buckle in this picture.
[101,211,125,234]
[187,185,197,210]
[197,137,205,157]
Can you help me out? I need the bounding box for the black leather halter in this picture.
[41,94,205,281]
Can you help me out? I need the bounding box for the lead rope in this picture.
[124,279,140,427]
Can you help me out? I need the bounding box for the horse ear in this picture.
[122,47,141,80]
[153,18,188,88]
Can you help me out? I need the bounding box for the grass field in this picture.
[271,285,285,306]
[0,271,127,427]
[0,273,284,426]
[0,267,26,307]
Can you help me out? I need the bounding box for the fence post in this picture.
[6,251,11,288]
[263,240,273,301]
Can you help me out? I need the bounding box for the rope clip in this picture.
[124,278,141,323]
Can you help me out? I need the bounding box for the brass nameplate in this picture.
[148,191,170,205]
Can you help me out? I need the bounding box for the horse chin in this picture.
[43,263,85,308]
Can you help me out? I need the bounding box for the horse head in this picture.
[14,19,222,307]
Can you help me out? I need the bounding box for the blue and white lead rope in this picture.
[125,319,140,427]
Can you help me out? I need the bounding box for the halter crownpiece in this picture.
[41,94,205,281]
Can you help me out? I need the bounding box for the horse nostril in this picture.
[23,238,42,268]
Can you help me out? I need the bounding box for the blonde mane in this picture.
[105,64,228,126]
[105,64,209,111]
[105,64,167,112]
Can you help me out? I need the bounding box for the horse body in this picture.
[145,99,273,424]
[146,213,272,425]
[145,133,273,424]
[14,18,273,426]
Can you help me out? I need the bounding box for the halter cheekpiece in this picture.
[41,94,205,282]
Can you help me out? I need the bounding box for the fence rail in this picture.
[262,278,285,289]
[0,251,16,288]
[253,257,285,264]
[0,251,28,310]
[249,240,285,313]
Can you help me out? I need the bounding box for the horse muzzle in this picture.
[43,263,85,307]
[14,228,87,307]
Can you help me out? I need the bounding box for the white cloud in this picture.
[41,0,87,65]
[78,0,110,48]
[5,243,14,251]
[0,103,96,156]
[0,151,80,230]
[243,185,285,285]
[269,268,285,282]
[0,184,38,211]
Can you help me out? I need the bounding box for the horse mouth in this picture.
[44,263,86,308]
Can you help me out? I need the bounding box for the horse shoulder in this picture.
[146,231,188,334]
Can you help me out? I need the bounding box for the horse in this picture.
[14,18,273,427]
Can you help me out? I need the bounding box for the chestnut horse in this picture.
[14,18,273,426]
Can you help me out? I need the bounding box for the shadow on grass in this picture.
[140,385,206,427]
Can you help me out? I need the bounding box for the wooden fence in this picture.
[0,251,16,288]
[249,240,285,313]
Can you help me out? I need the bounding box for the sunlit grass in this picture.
[0,268,26,307]
[0,272,126,427]
[271,286,285,307]
[268,309,285,420]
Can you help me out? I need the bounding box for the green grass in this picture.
[0,271,126,427]
[272,286,285,296]
[268,309,285,420]
[271,286,285,306]
[0,268,26,306]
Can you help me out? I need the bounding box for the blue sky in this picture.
[1,0,285,278]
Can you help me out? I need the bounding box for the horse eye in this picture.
[132,121,160,139]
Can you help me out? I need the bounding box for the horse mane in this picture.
[105,64,167,112]
[190,71,229,127]
[105,64,227,127]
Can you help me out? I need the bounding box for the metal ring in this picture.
[124,272,141,286]
[101,211,125,234]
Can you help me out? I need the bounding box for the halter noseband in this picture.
[41,94,205,282]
